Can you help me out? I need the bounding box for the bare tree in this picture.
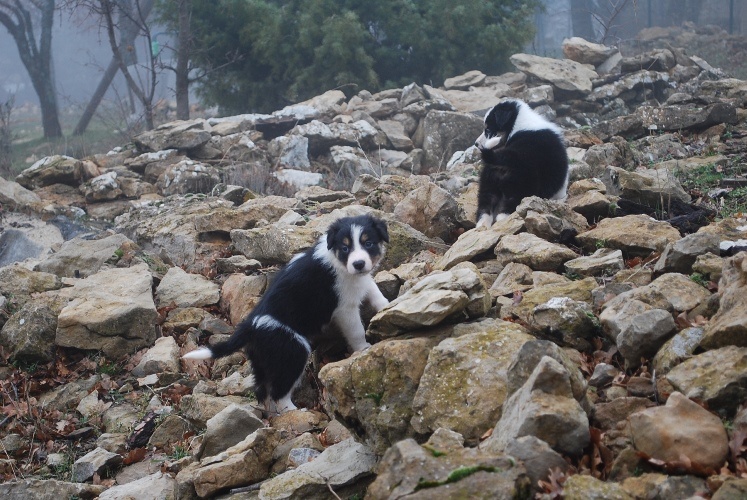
[0,0,63,138]
[100,0,158,129]
[69,0,154,135]
[173,0,190,120]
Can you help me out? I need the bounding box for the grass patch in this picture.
[676,159,747,219]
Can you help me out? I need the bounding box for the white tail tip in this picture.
[182,347,213,360]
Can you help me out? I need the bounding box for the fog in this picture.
[1,1,745,112]
[0,9,174,110]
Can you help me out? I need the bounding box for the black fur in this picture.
[195,214,389,410]
[475,99,569,225]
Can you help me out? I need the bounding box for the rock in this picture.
[501,277,597,324]
[103,403,140,433]
[0,176,42,210]
[156,159,222,196]
[192,427,279,498]
[378,120,414,151]
[231,223,320,264]
[368,264,490,339]
[602,166,690,208]
[148,415,193,449]
[422,110,483,171]
[392,181,458,242]
[444,70,487,90]
[646,272,712,313]
[273,168,323,190]
[290,119,379,156]
[268,135,310,170]
[269,410,329,435]
[616,309,676,368]
[506,340,586,402]
[179,393,255,428]
[15,155,83,189]
[320,335,442,455]
[510,53,598,94]
[220,273,267,326]
[34,233,133,278]
[200,403,264,459]
[493,233,578,272]
[564,248,624,277]
[529,297,599,351]
[259,438,376,499]
[484,356,589,456]
[714,478,747,500]
[72,446,123,482]
[505,435,570,491]
[56,264,158,358]
[516,196,589,239]
[0,479,105,500]
[98,472,175,500]
[655,232,721,274]
[701,252,747,349]
[131,336,180,377]
[562,37,618,65]
[434,214,524,271]
[589,363,620,388]
[134,122,212,152]
[156,266,220,308]
[630,392,728,470]
[576,215,681,257]
[0,298,58,362]
[653,327,706,374]
[366,437,530,500]
[562,474,634,500]
[666,346,747,416]
[411,319,534,443]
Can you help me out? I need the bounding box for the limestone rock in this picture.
[511,53,598,94]
[411,319,534,443]
[564,248,624,277]
[602,166,690,208]
[485,356,589,456]
[319,335,442,455]
[434,214,524,271]
[231,223,321,264]
[72,447,123,482]
[494,233,578,272]
[616,309,676,368]
[0,298,58,362]
[422,110,483,171]
[368,263,490,339]
[666,346,747,416]
[576,215,681,257]
[200,403,264,459]
[630,392,728,470]
[562,37,618,65]
[366,437,530,500]
[516,196,589,242]
[563,474,634,500]
[98,472,175,500]
[652,327,705,374]
[156,266,220,308]
[56,264,158,359]
[701,252,747,349]
[131,336,181,377]
[0,479,104,500]
[15,155,83,189]
[501,277,597,324]
[34,233,133,279]
[392,181,458,242]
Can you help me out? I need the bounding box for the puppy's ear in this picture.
[326,220,341,249]
[372,217,389,243]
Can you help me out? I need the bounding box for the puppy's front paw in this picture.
[352,341,372,353]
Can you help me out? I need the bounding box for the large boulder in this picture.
[701,252,747,349]
[510,53,598,94]
[56,264,158,359]
[422,110,483,171]
[34,233,134,279]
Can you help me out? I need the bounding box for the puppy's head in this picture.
[326,215,389,275]
[475,99,521,150]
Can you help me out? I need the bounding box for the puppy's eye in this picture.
[341,245,349,253]
[364,241,374,249]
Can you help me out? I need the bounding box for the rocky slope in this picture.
[1,32,747,499]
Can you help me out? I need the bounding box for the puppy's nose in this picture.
[352,260,365,271]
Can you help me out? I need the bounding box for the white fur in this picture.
[182,347,213,360]
[253,314,312,353]
[346,224,374,274]
[508,99,562,140]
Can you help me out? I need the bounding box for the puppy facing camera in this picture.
[183,214,390,415]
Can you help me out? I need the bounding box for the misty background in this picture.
[2,0,745,111]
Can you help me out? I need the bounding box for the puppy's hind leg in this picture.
[265,334,311,415]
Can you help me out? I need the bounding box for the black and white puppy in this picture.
[183,214,390,414]
[474,98,569,228]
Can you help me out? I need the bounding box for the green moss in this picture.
[414,465,501,491]
[363,392,383,406]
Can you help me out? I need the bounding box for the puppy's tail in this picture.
[182,319,253,360]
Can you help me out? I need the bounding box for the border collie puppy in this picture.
[474,98,569,228]
[183,214,390,414]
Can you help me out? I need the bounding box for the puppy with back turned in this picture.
[474,98,569,228]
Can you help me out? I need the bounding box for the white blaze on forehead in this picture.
[347,224,373,274]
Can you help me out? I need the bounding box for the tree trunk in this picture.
[570,0,595,41]
[175,0,191,120]
[0,0,63,138]
[73,0,155,136]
